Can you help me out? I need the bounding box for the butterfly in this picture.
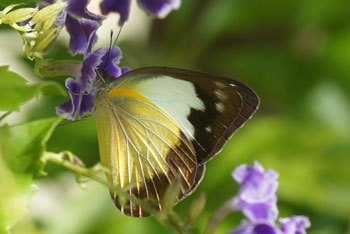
[93,67,259,217]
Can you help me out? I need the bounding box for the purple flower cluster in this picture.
[40,0,103,56]
[230,162,311,234]
[100,0,181,25]
[56,47,129,120]
[40,0,180,120]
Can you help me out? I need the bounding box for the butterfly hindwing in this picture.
[95,87,198,217]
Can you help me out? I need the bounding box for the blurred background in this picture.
[1,0,349,233]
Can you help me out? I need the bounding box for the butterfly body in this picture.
[94,67,259,217]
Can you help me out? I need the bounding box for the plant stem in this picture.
[44,151,187,233]
[44,152,157,215]
[203,198,237,234]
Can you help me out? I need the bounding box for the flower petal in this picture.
[80,48,105,91]
[233,161,279,204]
[232,162,280,223]
[99,46,123,77]
[229,220,282,234]
[56,78,82,120]
[56,78,96,120]
[237,197,279,222]
[280,216,311,234]
[67,0,104,22]
[253,223,281,234]
[65,16,100,55]
[78,92,95,119]
[138,0,181,18]
[121,67,131,74]
[232,164,252,183]
[100,0,131,26]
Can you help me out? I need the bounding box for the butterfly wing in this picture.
[95,67,259,216]
[95,87,198,217]
[114,67,259,165]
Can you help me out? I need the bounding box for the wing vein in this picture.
[117,105,195,171]
[111,105,169,195]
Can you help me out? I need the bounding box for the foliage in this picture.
[0,0,349,233]
[0,0,34,7]
[0,66,65,111]
[0,67,62,233]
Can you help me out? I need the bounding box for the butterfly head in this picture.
[92,67,111,104]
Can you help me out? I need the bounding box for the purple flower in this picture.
[121,67,131,74]
[280,216,311,234]
[65,17,100,56]
[229,162,311,234]
[99,47,123,78]
[99,0,181,25]
[230,220,282,234]
[100,0,130,25]
[79,48,106,92]
[232,161,279,222]
[233,198,279,222]
[40,0,104,55]
[56,46,130,120]
[139,0,181,18]
[56,78,94,120]
[233,162,279,203]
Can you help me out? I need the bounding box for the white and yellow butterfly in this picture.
[93,67,259,217]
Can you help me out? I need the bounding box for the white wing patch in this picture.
[120,76,205,141]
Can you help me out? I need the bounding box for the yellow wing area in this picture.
[95,88,198,217]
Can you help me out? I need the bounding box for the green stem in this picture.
[44,152,187,233]
[167,210,187,234]
[203,198,237,234]
[44,152,157,215]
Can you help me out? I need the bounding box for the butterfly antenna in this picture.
[112,24,123,48]
[102,30,114,69]
[102,24,124,69]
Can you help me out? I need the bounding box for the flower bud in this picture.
[162,177,182,212]
[41,14,58,31]
[0,7,37,24]
[36,60,82,78]
[0,4,19,15]
[32,27,61,54]
[188,193,206,225]
[30,0,67,25]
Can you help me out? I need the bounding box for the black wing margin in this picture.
[120,67,260,165]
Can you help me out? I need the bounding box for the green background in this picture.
[1,0,349,233]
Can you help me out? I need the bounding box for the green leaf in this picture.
[0,1,34,7]
[0,155,31,234]
[0,116,62,177]
[0,116,62,232]
[0,66,65,111]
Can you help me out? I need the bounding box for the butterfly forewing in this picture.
[95,87,198,217]
[113,67,259,165]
